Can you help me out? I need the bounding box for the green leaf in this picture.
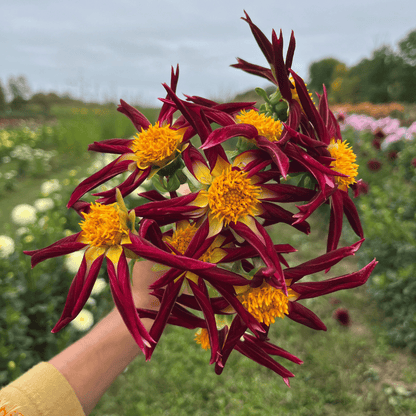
[166,173,181,192]
[255,87,270,103]
[157,156,184,177]
[152,176,168,193]
[182,167,202,193]
[225,149,239,160]
[269,90,282,105]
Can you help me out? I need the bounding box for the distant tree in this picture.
[394,30,416,103]
[306,30,416,104]
[29,92,62,115]
[308,58,344,94]
[398,30,416,66]
[347,46,399,103]
[8,75,31,111]
[0,80,7,112]
[330,74,361,104]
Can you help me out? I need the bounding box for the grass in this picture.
[0,154,92,233]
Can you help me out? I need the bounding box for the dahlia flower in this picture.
[67,67,192,207]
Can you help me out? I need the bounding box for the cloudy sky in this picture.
[1,0,415,106]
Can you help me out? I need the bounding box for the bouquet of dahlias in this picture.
[25,12,377,386]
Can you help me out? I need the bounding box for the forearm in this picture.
[48,308,152,415]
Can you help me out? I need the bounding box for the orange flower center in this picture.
[163,222,198,255]
[130,122,183,169]
[236,110,283,142]
[327,138,359,190]
[194,328,211,350]
[239,284,296,326]
[79,203,129,247]
[208,167,261,227]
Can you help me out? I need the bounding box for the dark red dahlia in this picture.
[372,138,382,150]
[373,128,386,140]
[336,112,346,122]
[353,179,369,197]
[367,159,382,171]
[388,151,398,161]
[333,308,350,326]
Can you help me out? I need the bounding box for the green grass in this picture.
[0,154,92,233]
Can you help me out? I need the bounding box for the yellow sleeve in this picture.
[0,362,85,416]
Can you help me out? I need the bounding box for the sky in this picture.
[1,0,415,106]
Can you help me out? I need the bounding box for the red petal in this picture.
[211,280,265,336]
[200,124,258,150]
[231,58,277,85]
[243,333,303,364]
[88,138,133,154]
[215,316,248,374]
[242,11,273,64]
[285,31,296,71]
[342,191,364,239]
[93,168,150,204]
[230,220,286,292]
[145,277,184,360]
[235,336,295,380]
[51,252,104,333]
[24,232,86,268]
[125,233,215,272]
[67,157,132,207]
[139,219,166,249]
[288,70,329,143]
[287,301,327,331]
[327,190,344,253]
[291,259,378,300]
[256,136,290,178]
[107,254,154,355]
[271,29,292,102]
[189,279,220,365]
[284,239,364,283]
[117,99,151,131]
[260,201,310,234]
[221,243,296,263]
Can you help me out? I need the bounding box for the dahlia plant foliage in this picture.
[24,13,377,385]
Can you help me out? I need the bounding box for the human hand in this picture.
[128,260,164,312]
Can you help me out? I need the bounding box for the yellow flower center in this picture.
[236,110,283,142]
[327,138,359,190]
[194,328,211,350]
[208,167,261,227]
[130,122,183,169]
[239,284,295,326]
[163,222,198,254]
[79,203,129,248]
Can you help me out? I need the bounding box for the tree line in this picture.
[0,76,100,116]
[308,30,416,104]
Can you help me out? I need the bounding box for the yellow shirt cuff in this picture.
[0,362,85,416]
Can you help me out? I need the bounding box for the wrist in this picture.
[49,307,152,415]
